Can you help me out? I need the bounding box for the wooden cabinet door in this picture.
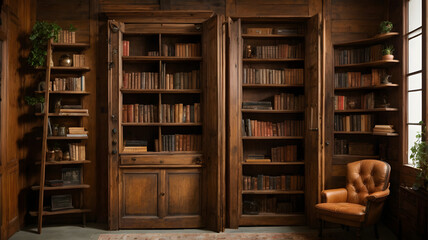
[164,169,202,227]
[119,169,161,228]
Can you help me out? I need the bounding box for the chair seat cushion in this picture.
[315,202,366,222]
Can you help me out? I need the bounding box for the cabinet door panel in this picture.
[166,169,201,216]
[121,169,160,217]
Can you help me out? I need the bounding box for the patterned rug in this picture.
[98,233,320,240]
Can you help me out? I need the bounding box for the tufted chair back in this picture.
[346,160,390,205]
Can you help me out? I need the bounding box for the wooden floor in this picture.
[9,223,397,240]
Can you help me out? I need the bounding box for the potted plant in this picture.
[410,121,428,191]
[382,45,395,60]
[379,21,393,34]
[25,95,45,113]
[28,21,62,67]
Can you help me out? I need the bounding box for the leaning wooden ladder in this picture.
[30,39,91,234]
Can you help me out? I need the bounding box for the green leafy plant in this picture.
[380,21,393,34]
[382,45,395,55]
[68,24,77,32]
[410,121,428,190]
[24,95,45,106]
[28,21,62,67]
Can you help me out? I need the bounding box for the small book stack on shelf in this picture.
[72,54,85,67]
[123,72,159,89]
[242,101,272,110]
[50,76,86,92]
[158,134,202,152]
[334,44,382,65]
[334,93,375,110]
[273,93,304,110]
[334,69,385,88]
[334,114,373,132]
[162,43,201,57]
[245,154,271,162]
[59,105,89,116]
[123,140,147,153]
[251,44,303,59]
[242,175,304,191]
[373,125,396,134]
[67,127,88,137]
[161,64,200,89]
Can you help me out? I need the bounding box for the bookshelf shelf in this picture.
[122,56,203,62]
[51,66,90,71]
[29,209,91,217]
[121,123,202,127]
[47,136,88,140]
[35,113,90,117]
[333,154,379,159]
[334,108,398,113]
[334,131,373,135]
[31,184,90,191]
[119,151,202,156]
[242,162,304,165]
[372,132,399,136]
[241,110,304,114]
[243,58,304,62]
[242,33,305,38]
[51,42,90,49]
[120,89,201,94]
[242,136,304,140]
[335,60,399,68]
[35,160,91,165]
[334,84,399,91]
[35,91,90,95]
[333,32,399,47]
[242,190,304,195]
[242,84,304,88]
[119,164,203,169]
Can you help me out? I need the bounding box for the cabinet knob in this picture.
[131,157,137,161]
[160,160,164,164]
[111,114,117,121]
[112,140,117,145]
[112,150,117,154]
[160,192,165,196]
[112,128,118,134]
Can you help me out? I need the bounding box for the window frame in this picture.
[403,0,428,168]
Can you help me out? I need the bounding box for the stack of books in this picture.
[59,105,89,116]
[72,54,85,67]
[245,154,271,163]
[242,101,272,110]
[123,140,148,153]
[67,127,88,137]
[373,125,395,134]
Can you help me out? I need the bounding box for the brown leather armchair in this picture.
[315,160,391,239]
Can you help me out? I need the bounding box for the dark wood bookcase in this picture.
[332,33,400,165]
[30,40,91,233]
[107,11,225,231]
[227,16,322,227]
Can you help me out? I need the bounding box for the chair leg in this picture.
[374,224,379,239]
[318,220,323,237]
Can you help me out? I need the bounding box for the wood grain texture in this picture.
[166,169,201,215]
[226,0,309,17]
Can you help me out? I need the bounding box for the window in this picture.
[405,0,425,166]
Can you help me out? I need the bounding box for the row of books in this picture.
[164,43,201,57]
[59,108,88,116]
[67,143,86,161]
[243,119,304,137]
[242,68,304,85]
[242,175,304,191]
[334,69,385,88]
[122,41,130,56]
[123,140,147,153]
[274,93,304,110]
[334,44,383,65]
[122,104,159,123]
[122,72,159,89]
[271,145,298,162]
[56,30,76,44]
[147,51,159,56]
[160,64,200,89]
[243,196,303,214]
[72,54,86,67]
[334,114,373,132]
[66,127,88,137]
[157,134,202,152]
[160,103,201,123]
[334,92,375,110]
[50,76,85,92]
[249,44,304,59]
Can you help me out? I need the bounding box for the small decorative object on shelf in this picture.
[54,99,61,113]
[52,124,59,136]
[382,45,394,60]
[381,74,392,84]
[54,148,63,161]
[379,20,393,34]
[59,54,72,67]
[62,168,81,185]
[47,150,55,162]
[38,81,46,91]
[51,194,73,211]
[246,45,252,58]
[58,125,67,136]
[25,95,45,113]
[63,151,70,161]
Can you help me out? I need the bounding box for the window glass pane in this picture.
[408,35,422,73]
[408,0,422,32]
[408,90,422,123]
[408,73,422,91]
[408,124,421,165]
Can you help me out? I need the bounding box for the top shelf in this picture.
[51,43,90,49]
[333,32,399,47]
[242,34,304,38]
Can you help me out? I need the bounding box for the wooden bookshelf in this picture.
[243,58,304,62]
[242,162,304,165]
[242,190,305,195]
[335,60,399,68]
[242,136,304,140]
[333,32,399,47]
[242,33,305,38]
[334,84,399,91]
[334,108,398,113]
[242,84,304,88]
[31,39,91,233]
[122,56,203,62]
[241,109,304,114]
[120,89,201,94]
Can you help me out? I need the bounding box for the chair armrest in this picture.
[321,188,347,203]
[366,188,390,203]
